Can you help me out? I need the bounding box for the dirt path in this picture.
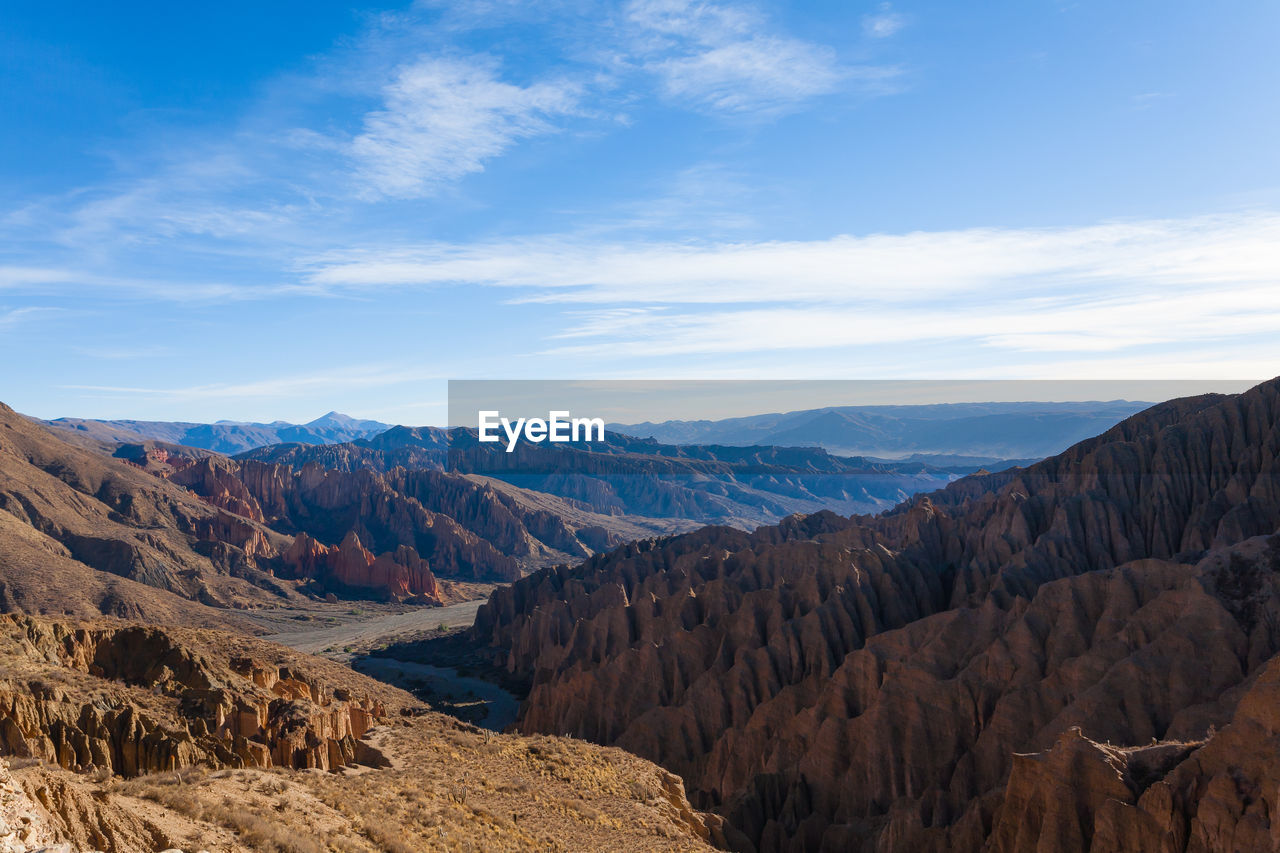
[262,598,487,656]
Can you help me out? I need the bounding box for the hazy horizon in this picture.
[27,377,1262,427]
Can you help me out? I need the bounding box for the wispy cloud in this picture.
[1132,91,1175,109]
[652,37,844,112]
[540,288,1280,357]
[0,267,83,288]
[303,212,1280,302]
[350,57,584,199]
[71,344,173,360]
[0,264,284,302]
[863,4,907,38]
[0,306,59,329]
[298,211,1280,360]
[625,0,879,114]
[1,1,894,269]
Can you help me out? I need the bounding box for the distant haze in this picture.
[447,379,1257,427]
[610,400,1151,461]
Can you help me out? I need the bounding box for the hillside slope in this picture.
[0,612,721,852]
[0,402,302,625]
[465,379,1280,851]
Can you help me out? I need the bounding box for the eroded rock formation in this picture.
[281,531,440,602]
[0,614,722,853]
[0,615,398,777]
[170,455,563,583]
[469,378,1280,851]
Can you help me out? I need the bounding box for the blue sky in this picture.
[2,0,1278,424]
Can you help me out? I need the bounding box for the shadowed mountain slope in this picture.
[0,401,305,626]
[1,402,450,609]
[465,379,1280,852]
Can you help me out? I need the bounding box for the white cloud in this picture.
[863,5,907,38]
[300,211,1280,360]
[0,306,58,328]
[626,0,755,39]
[0,267,82,289]
[538,286,1280,357]
[0,264,280,302]
[625,0,867,114]
[653,37,843,112]
[60,363,445,401]
[350,57,583,199]
[304,212,1280,302]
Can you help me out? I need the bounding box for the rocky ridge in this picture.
[466,378,1280,851]
[167,454,605,584]
[0,614,400,778]
[0,613,721,853]
[243,425,973,527]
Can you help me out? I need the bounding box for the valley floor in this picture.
[260,593,522,731]
[257,596,492,657]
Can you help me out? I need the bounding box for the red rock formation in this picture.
[170,457,527,582]
[282,531,440,602]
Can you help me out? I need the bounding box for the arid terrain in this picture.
[0,612,722,852]
[445,378,1280,851]
[0,399,727,851]
[6,381,1280,851]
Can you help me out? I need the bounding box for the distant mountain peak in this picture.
[308,411,358,426]
[307,411,386,429]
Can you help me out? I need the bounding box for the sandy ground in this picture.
[260,598,488,656]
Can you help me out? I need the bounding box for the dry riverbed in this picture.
[257,594,521,731]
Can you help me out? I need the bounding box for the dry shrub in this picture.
[132,779,327,853]
[364,821,418,853]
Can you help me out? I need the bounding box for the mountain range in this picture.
[243,425,990,528]
[0,401,724,852]
[611,400,1149,460]
[11,383,1280,851]
[46,411,391,454]
[44,399,1145,465]
[445,378,1280,852]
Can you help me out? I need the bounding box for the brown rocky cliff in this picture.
[988,647,1280,853]
[0,756,57,852]
[0,614,406,778]
[469,378,1280,852]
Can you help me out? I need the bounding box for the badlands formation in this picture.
[6,380,1280,851]
[467,379,1280,851]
